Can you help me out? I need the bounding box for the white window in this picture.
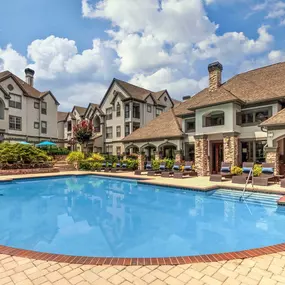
[106,127,113,139]
[9,116,21,131]
[106,145,113,154]
[41,102,47,115]
[147,104,152,113]
[106,108,113,120]
[116,103,121,117]
[41,121,47,134]
[0,99,4,120]
[34,102,40,109]
[116,126,121,137]
[9,94,22,109]
[156,108,162,117]
[34,122,39,129]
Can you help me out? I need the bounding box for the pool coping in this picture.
[1,171,285,265]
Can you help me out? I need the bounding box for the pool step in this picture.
[208,189,281,206]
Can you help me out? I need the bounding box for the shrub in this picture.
[253,164,262,177]
[122,158,138,170]
[66,151,84,169]
[79,160,102,171]
[0,143,51,169]
[231,166,243,175]
[90,153,105,162]
[44,147,70,156]
[102,154,118,164]
[151,159,175,170]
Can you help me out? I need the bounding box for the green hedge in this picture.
[152,159,174,170]
[44,147,70,155]
[0,143,52,169]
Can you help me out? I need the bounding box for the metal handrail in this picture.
[240,168,253,201]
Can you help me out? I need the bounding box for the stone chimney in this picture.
[24,68,35,87]
[208,62,223,92]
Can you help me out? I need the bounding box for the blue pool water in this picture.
[0,175,284,258]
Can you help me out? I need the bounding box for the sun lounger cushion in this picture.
[122,163,127,168]
[221,167,231,173]
[159,164,166,170]
[116,163,121,167]
[102,162,106,167]
[184,165,192,171]
[242,167,252,173]
[146,163,152,170]
[262,167,274,174]
[173,165,180,171]
[107,163,112,167]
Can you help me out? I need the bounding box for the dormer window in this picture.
[116,103,121,117]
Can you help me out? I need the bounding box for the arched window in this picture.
[116,103,121,117]
[0,99,4,120]
[203,111,224,127]
[93,116,101,132]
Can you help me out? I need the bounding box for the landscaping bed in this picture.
[0,168,59,176]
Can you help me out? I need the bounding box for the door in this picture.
[212,142,223,174]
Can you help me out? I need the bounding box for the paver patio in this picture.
[0,251,285,285]
[1,171,285,284]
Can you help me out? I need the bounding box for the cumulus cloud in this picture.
[268,50,285,62]
[130,68,208,99]
[0,44,27,76]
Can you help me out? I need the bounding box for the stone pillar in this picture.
[194,135,209,176]
[138,152,145,170]
[154,151,160,161]
[175,150,182,162]
[265,147,280,175]
[223,133,239,166]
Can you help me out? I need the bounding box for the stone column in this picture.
[175,150,182,162]
[154,151,160,161]
[265,146,280,175]
[223,132,239,166]
[194,135,209,176]
[138,152,146,170]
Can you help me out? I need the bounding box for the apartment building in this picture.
[0,68,59,143]
[58,78,178,153]
[123,61,285,176]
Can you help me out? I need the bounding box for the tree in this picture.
[73,120,93,152]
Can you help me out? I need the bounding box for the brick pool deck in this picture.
[1,171,285,284]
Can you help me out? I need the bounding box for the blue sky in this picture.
[0,0,285,110]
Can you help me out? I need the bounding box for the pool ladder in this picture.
[240,168,253,201]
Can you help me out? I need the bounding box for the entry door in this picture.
[212,143,223,174]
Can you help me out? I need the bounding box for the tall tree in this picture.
[73,120,93,152]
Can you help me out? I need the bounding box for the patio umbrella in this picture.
[19,141,31,145]
[36,141,56,147]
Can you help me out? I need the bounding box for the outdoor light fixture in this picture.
[268,132,274,138]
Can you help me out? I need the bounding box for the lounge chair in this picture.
[173,161,195,178]
[148,161,166,176]
[111,162,122,173]
[210,162,232,182]
[253,163,275,186]
[232,162,254,184]
[134,161,152,175]
[161,162,181,177]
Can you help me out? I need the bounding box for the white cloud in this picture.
[268,50,285,62]
[0,44,27,76]
[193,25,273,64]
[130,68,208,98]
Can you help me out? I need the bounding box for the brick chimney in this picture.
[24,68,35,87]
[208,62,223,92]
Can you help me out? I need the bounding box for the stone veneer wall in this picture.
[138,153,146,170]
[223,134,239,166]
[265,147,280,175]
[195,135,209,176]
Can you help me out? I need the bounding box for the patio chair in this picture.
[134,161,152,175]
[148,161,166,176]
[161,162,181,177]
[232,162,254,184]
[210,162,232,182]
[111,162,122,173]
[253,163,275,186]
[173,161,195,178]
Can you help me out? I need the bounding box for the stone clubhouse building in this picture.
[123,61,285,176]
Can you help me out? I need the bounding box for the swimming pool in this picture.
[0,175,284,258]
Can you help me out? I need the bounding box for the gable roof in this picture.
[57,111,69,122]
[260,108,285,127]
[122,107,184,142]
[100,78,176,108]
[73,106,87,117]
[177,61,285,115]
[0,70,59,105]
